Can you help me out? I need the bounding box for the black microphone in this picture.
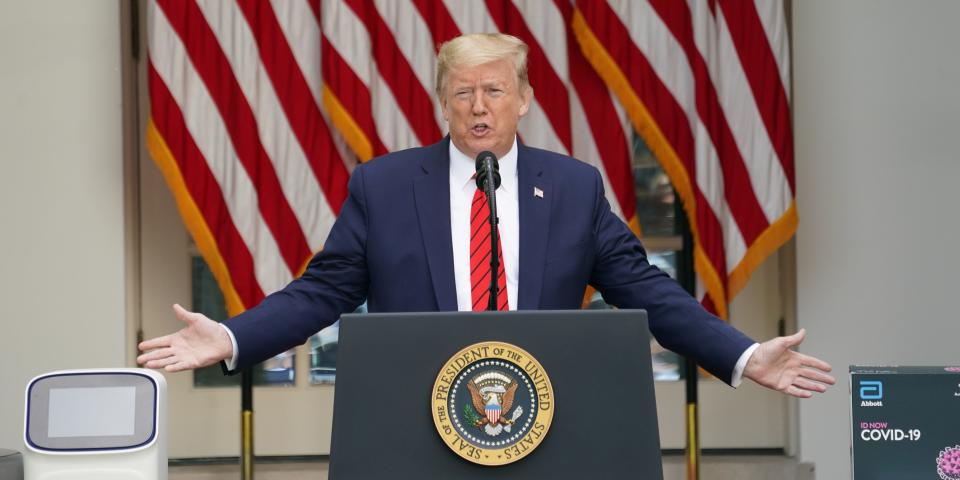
[474,151,501,191]
[474,151,501,311]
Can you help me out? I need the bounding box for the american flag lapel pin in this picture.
[534,187,544,199]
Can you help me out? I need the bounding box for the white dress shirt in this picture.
[223,135,756,386]
[449,138,519,311]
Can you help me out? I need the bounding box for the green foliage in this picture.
[463,402,483,426]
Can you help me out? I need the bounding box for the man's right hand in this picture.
[137,304,233,372]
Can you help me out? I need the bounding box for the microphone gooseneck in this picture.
[474,151,501,311]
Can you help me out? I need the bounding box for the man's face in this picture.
[439,59,532,160]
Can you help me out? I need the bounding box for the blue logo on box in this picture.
[860,380,883,400]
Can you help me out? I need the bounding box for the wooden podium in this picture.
[329,310,663,479]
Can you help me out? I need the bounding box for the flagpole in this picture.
[676,192,700,480]
[684,360,700,480]
[241,369,254,480]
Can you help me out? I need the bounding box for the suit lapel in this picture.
[517,144,552,310]
[413,138,458,311]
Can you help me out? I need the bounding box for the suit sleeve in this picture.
[586,168,755,385]
[221,165,370,372]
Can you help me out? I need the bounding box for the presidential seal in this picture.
[431,341,554,466]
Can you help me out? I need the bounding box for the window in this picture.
[586,134,688,381]
[190,255,296,387]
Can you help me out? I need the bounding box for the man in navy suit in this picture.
[139,33,833,397]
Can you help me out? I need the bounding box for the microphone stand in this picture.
[482,168,500,311]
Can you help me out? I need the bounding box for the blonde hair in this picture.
[435,33,530,96]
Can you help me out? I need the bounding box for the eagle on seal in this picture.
[467,376,519,427]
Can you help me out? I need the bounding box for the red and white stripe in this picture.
[485,405,501,424]
[573,0,796,317]
[148,0,355,314]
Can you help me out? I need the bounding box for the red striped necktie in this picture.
[470,187,508,311]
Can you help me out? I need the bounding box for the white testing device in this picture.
[23,369,167,480]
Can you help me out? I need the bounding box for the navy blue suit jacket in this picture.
[224,137,755,384]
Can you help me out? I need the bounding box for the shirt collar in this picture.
[449,137,518,193]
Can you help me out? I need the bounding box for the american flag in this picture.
[573,0,796,317]
[147,0,793,319]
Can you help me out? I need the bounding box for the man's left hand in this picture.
[743,328,836,398]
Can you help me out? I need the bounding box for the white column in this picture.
[793,1,960,477]
[0,1,126,449]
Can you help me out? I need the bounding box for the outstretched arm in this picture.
[585,167,834,397]
[743,329,836,398]
[139,164,371,373]
[137,304,233,372]
[585,168,754,384]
